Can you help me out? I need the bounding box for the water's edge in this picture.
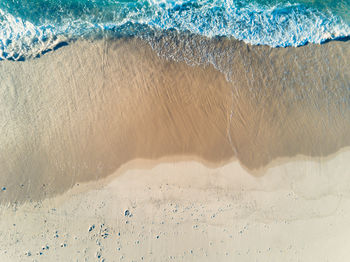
[1,0,350,60]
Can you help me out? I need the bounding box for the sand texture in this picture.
[1,155,350,261]
[1,37,350,202]
[0,36,350,261]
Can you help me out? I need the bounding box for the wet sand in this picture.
[0,35,350,260]
[0,36,350,203]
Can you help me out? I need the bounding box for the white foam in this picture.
[0,1,349,60]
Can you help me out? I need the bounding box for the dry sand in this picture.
[1,154,350,261]
[0,36,350,261]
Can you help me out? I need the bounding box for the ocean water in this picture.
[0,0,350,60]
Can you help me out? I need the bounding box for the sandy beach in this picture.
[1,35,350,261]
[1,154,350,261]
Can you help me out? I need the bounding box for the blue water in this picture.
[0,0,350,60]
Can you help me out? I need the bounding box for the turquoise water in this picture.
[0,0,350,60]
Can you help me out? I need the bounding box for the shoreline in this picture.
[1,30,350,261]
[37,144,350,207]
[2,143,350,208]
[0,36,350,204]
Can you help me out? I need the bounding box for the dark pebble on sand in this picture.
[88,225,95,232]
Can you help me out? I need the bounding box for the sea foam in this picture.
[0,0,350,60]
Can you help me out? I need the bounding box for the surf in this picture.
[1,0,350,60]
